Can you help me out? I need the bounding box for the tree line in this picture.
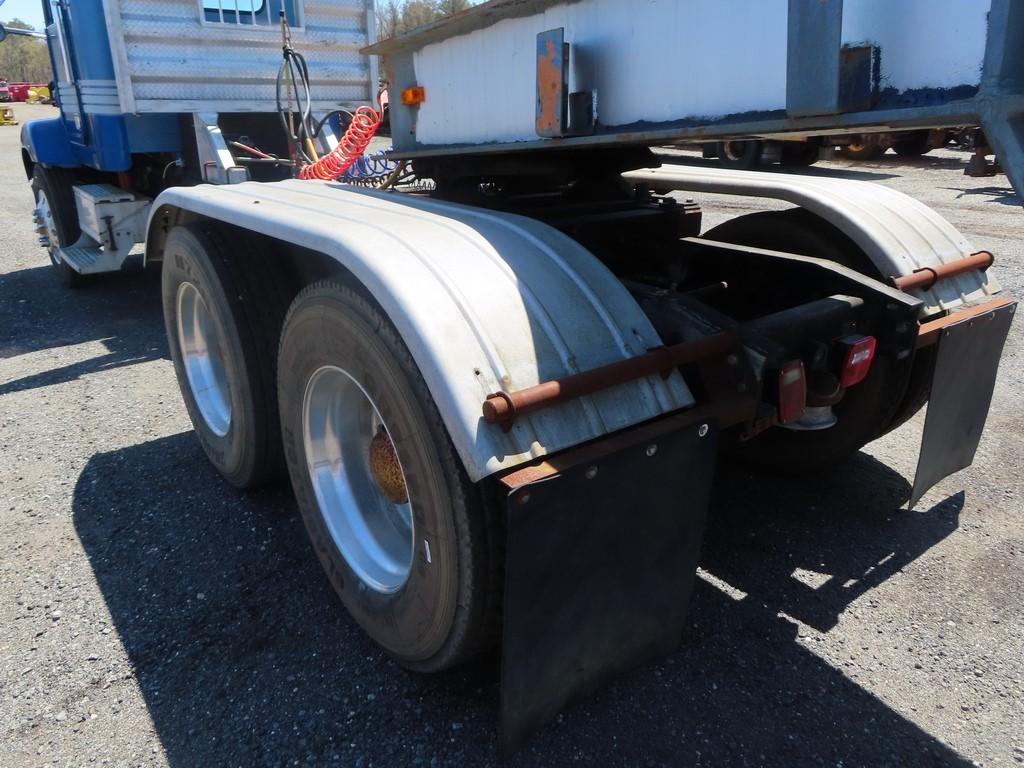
[376,0,476,40]
[0,19,52,83]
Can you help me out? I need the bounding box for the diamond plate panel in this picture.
[104,0,375,113]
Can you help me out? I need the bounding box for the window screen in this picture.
[202,0,299,27]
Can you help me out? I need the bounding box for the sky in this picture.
[1,0,46,31]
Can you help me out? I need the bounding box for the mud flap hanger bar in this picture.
[889,250,994,292]
[482,331,737,430]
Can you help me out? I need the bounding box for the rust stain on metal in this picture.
[497,396,756,492]
[483,332,737,428]
[915,296,1016,349]
[536,37,561,136]
[891,250,994,292]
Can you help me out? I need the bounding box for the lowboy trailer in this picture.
[11,0,1021,751]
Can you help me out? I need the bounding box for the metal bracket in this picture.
[192,113,249,185]
[535,28,595,138]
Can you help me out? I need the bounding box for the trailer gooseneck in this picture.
[10,0,1020,751]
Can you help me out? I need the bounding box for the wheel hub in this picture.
[369,427,409,504]
[34,190,57,254]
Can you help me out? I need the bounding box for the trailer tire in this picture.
[31,166,83,288]
[162,222,289,489]
[717,140,763,170]
[703,209,915,469]
[891,130,932,157]
[779,140,820,168]
[837,136,884,161]
[278,280,500,672]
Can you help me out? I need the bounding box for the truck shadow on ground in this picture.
[947,185,1021,207]
[72,433,971,767]
[0,264,165,393]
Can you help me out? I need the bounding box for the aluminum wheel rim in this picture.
[35,189,60,264]
[722,141,748,161]
[176,281,232,437]
[302,365,414,594]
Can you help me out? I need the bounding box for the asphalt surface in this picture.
[1,102,1022,767]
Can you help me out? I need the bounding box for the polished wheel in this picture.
[176,281,232,437]
[302,364,413,594]
[35,189,59,263]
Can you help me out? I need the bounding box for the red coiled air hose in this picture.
[299,105,382,180]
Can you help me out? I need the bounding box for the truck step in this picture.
[58,244,124,274]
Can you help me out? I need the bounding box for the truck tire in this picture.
[837,136,883,161]
[779,140,820,168]
[891,130,932,157]
[277,280,500,672]
[717,140,763,170]
[703,209,916,470]
[31,165,83,288]
[162,222,289,488]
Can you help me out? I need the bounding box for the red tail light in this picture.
[777,360,806,424]
[838,335,877,388]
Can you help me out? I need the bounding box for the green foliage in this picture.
[376,0,475,41]
[0,19,52,83]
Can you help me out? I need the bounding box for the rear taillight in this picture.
[777,360,807,424]
[838,335,877,388]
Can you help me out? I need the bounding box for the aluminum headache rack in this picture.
[368,0,1024,200]
[98,0,377,114]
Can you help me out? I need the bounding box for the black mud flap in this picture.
[499,414,718,754]
[910,300,1016,507]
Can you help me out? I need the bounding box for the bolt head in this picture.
[646,444,658,457]
[584,465,598,480]
[698,423,709,437]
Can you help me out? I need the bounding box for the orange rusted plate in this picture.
[535,28,566,138]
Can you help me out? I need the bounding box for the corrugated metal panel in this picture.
[103,0,376,113]
[378,0,992,152]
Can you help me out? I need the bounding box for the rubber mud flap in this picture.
[910,300,1016,507]
[499,418,718,754]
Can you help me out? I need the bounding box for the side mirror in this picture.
[0,24,7,43]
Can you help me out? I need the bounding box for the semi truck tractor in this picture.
[9,0,1021,750]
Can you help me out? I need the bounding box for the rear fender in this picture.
[625,165,1003,317]
[146,180,694,481]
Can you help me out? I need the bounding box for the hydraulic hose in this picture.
[299,106,383,180]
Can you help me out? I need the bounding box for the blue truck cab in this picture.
[21,0,180,175]
[13,0,376,285]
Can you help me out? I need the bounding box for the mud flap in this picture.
[910,300,1016,507]
[498,414,718,753]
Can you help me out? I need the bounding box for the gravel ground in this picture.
[1,102,1022,767]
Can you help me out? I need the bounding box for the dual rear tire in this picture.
[162,224,498,671]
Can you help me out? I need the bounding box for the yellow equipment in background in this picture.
[26,86,50,104]
[0,106,17,126]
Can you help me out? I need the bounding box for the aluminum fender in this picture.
[625,165,1001,316]
[147,180,693,481]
